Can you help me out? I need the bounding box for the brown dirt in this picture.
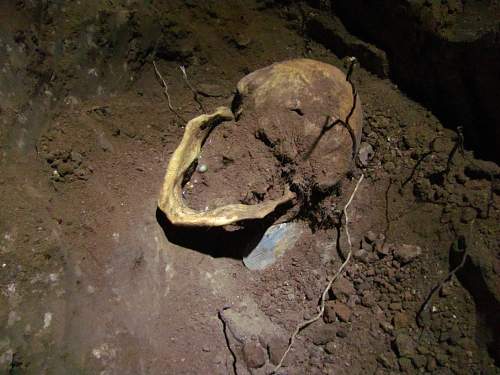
[0,1,498,374]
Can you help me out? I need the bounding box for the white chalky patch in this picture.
[43,312,52,329]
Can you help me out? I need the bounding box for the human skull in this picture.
[158,58,362,227]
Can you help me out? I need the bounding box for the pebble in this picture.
[358,143,375,166]
[377,353,395,369]
[310,322,337,345]
[330,277,355,303]
[398,357,413,372]
[411,354,426,369]
[268,336,288,365]
[242,341,266,369]
[393,244,422,264]
[324,341,336,355]
[393,312,410,329]
[394,333,416,358]
[380,321,394,334]
[353,249,369,263]
[334,302,352,322]
[197,164,208,173]
[324,301,336,323]
[364,231,378,244]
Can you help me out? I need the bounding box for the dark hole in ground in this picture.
[450,246,500,365]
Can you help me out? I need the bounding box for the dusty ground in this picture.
[0,1,499,374]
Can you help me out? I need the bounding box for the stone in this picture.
[394,333,416,358]
[361,292,375,307]
[411,354,426,369]
[268,336,288,365]
[324,341,337,355]
[243,341,266,368]
[460,207,477,223]
[364,230,378,244]
[336,329,348,338]
[426,356,437,371]
[334,302,352,322]
[389,302,402,311]
[309,322,337,345]
[377,353,395,369]
[353,249,369,263]
[57,162,74,176]
[324,301,337,324]
[330,277,355,303]
[375,241,393,257]
[70,151,83,164]
[358,142,375,166]
[393,312,410,329]
[380,321,394,334]
[393,244,422,264]
[398,357,413,372]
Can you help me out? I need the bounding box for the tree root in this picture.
[272,174,364,374]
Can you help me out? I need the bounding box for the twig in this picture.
[218,307,239,375]
[272,174,364,374]
[416,221,472,327]
[180,65,206,113]
[303,57,359,161]
[400,138,437,191]
[152,61,186,123]
[444,125,464,175]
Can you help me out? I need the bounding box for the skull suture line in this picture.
[158,59,362,227]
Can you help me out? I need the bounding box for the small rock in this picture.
[364,231,378,244]
[380,321,394,334]
[70,151,83,164]
[358,142,375,166]
[309,322,337,345]
[440,282,453,297]
[426,356,437,371]
[398,357,413,372]
[57,162,74,176]
[243,341,266,369]
[361,293,375,307]
[330,277,355,302]
[394,333,416,358]
[324,301,337,324]
[198,164,208,173]
[324,341,336,355]
[393,244,422,265]
[393,312,410,329]
[336,329,348,338]
[377,353,395,369]
[353,249,369,263]
[460,207,477,223]
[411,354,426,369]
[268,336,288,365]
[435,353,448,366]
[389,302,402,311]
[334,302,352,322]
[447,327,462,346]
[374,241,393,257]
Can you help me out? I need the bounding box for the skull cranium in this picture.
[158,59,362,227]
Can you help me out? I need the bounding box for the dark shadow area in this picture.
[450,246,500,366]
[155,205,292,259]
[332,0,500,164]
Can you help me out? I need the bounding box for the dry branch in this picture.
[152,61,187,123]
